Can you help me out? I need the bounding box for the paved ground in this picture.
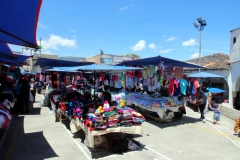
[0,93,240,160]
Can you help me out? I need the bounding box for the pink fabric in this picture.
[168,78,178,96]
[193,80,199,94]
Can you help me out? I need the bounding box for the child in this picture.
[209,104,221,124]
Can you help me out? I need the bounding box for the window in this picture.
[233,37,236,44]
[114,59,122,63]
[101,58,113,64]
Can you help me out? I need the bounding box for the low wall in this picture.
[219,104,240,121]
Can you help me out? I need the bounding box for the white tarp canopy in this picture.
[187,72,225,78]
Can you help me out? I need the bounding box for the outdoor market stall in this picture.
[186,72,227,111]
[115,55,204,121]
[42,64,147,149]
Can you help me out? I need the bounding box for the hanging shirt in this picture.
[168,78,178,96]
[193,80,199,95]
[189,79,195,95]
[179,78,188,96]
[149,65,155,77]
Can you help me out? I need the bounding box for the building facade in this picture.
[228,27,240,109]
[184,53,230,100]
[86,54,136,65]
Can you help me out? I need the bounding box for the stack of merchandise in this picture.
[0,99,12,130]
[84,100,145,131]
[58,91,86,119]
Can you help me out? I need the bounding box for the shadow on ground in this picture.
[60,117,147,159]
[0,103,58,160]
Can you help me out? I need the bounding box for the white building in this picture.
[184,53,230,101]
[228,27,240,109]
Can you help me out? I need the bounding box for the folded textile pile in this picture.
[83,99,145,131]
[0,99,12,130]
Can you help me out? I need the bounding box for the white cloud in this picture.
[190,52,202,59]
[131,40,146,52]
[162,35,166,38]
[119,6,128,11]
[38,23,48,29]
[182,39,197,47]
[70,29,76,32]
[159,49,174,53]
[45,51,57,55]
[149,43,157,49]
[166,37,177,41]
[73,35,77,38]
[39,34,77,50]
[130,4,135,6]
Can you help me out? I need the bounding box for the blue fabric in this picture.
[35,58,94,67]
[0,54,30,65]
[201,91,208,104]
[187,72,224,78]
[179,79,188,96]
[45,64,143,72]
[0,0,42,48]
[207,88,226,93]
[189,82,194,95]
[213,113,220,121]
[0,43,16,59]
[115,56,205,68]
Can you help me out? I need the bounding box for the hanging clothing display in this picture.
[168,78,178,96]
[179,78,189,96]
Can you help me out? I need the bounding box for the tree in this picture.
[123,53,140,59]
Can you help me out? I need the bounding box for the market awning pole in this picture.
[94,70,96,101]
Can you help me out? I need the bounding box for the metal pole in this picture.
[30,50,33,74]
[39,37,42,58]
[198,30,202,72]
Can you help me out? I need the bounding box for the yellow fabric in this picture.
[234,118,240,133]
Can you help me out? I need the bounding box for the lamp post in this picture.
[193,17,207,72]
[22,47,38,74]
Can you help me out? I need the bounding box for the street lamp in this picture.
[193,17,207,72]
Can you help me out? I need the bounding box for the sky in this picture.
[10,0,240,61]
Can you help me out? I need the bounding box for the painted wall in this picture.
[229,28,240,108]
[230,28,240,63]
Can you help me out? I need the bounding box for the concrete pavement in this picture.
[0,93,240,160]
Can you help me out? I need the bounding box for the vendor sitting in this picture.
[101,85,112,105]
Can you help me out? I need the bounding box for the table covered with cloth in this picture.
[71,118,146,148]
[125,93,183,120]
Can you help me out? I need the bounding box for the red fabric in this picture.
[112,73,118,81]
[193,80,199,95]
[126,71,132,77]
[99,73,105,82]
[73,73,77,88]
[168,78,178,96]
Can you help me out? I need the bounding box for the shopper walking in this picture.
[29,78,36,103]
[209,104,221,124]
[196,87,208,123]
[19,79,30,114]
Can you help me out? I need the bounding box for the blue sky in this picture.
[11,0,240,61]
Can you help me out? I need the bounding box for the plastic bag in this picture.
[39,100,44,107]
[29,91,34,102]
[128,139,139,150]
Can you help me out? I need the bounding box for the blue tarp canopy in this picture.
[0,0,43,48]
[34,58,95,67]
[207,88,226,93]
[115,55,205,68]
[0,54,30,65]
[45,64,144,72]
[187,72,224,78]
[0,43,16,59]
